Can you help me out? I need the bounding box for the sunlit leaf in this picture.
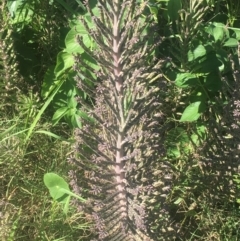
[44,173,70,203]
[175,73,198,88]
[224,38,238,47]
[188,45,206,62]
[52,107,69,125]
[180,101,202,122]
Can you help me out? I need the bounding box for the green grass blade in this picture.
[24,78,65,144]
[0,123,17,138]
[0,128,29,143]
[35,130,72,142]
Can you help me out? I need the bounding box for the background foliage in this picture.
[1,0,240,240]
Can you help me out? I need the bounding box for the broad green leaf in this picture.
[188,45,206,62]
[70,112,82,128]
[228,27,240,40]
[12,7,33,24]
[180,101,202,122]
[192,52,221,73]
[52,107,69,125]
[68,3,98,28]
[167,0,181,21]
[67,86,77,98]
[190,124,206,145]
[7,0,20,17]
[196,124,206,139]
[65,27,85,54]
[65,108,76,119]
[205,22,229,41]
[44,173,85,203]
[44,173,70,203]
[54,51,74,77]
[41,66,58,99]
[81,52,100,73]
[68,95,78,109]
[213,22,228,28]
[212,26,224,42]
[223,38,238,47]
[65,22,96,54]
[175,73,197,88]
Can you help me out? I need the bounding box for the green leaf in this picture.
[175,73,198,88]
[54,51,74,77]
[43,173,70,203]
[52,107,69,125]
[216,48,230,73]
[81,52,99,71]
[174,197,183,205]
[76,109,93,121]
[41,66,58,99]
[71,112,82,128]
[44,173,85,203]
[223,38,238,47]
[190,124,206,145]
[228,27,240,40]
[196,124,206,139]
[205,22,229,42]
[9,2,33,24]
[65,27,85,54]
[35,130,71,142]
[192,52,221,73]
[147,3,158,21]
[212,25,225,42]
[68,95,78,109]
[167,0,181,21]
[180,101,202,122]
[25,78,65,144]
[65,21,96,54]
[7,0,21,17]
[188,45,206,62]
[43,173,85,214]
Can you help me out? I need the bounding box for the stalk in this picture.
[69,1,175,240]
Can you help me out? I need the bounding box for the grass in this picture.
[1,65,240,241]
[0,106,92,241]
[1,0,240,240]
